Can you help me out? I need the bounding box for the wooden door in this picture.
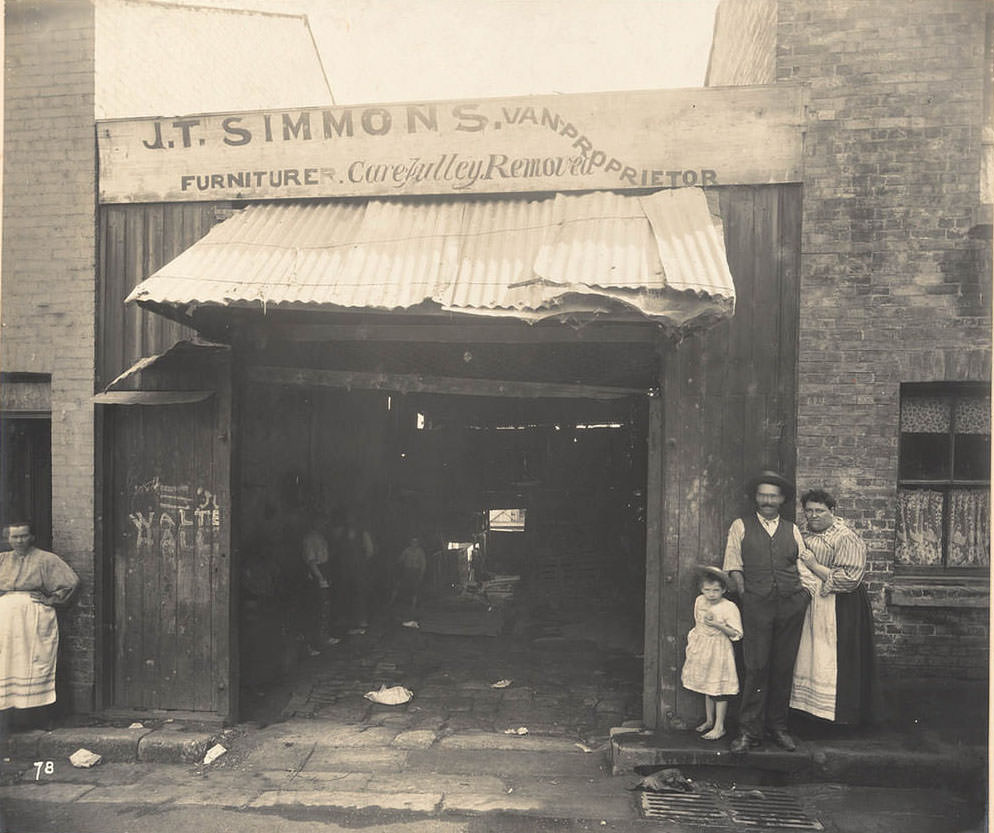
[106,372,233,718]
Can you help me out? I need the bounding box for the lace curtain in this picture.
[947,489,990,567]
[896,489,943,565]
[897,488,990,567]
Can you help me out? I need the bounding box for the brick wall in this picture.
[779,0,991,678]
[3,0,98,708]
[708,0,991,678]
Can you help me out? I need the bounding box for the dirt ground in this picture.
[239,588,645,740]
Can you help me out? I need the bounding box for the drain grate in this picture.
[726,789,823,830]
[638,789,823,830]
[638,792,728,825]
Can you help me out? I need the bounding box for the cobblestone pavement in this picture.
[272,618,644,741]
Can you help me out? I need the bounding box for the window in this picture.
[488,508,526,532]
[896,384,990,570]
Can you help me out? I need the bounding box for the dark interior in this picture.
[236,375,650,719]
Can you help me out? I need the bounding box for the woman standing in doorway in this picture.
[0,522,79,753]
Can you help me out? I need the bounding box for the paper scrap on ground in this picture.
[69,749,102,768]
[503,727,528,735]
[401,620,420,629]
[203,744,228,765]
[128,722,144,729]
[364,684,414,705]
[490,679,512,688]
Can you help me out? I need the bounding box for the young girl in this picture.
[681,565,743,741]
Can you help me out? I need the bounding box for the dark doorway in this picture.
[236,383,648,730]
[0,415,52,548]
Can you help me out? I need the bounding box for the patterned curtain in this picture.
[954,395,990,434]
[947,489,991,567]
[900,396,950,432]
[896,489,943,566]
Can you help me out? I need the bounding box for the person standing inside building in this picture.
[790,489,876,726]
[301,517,339,654]
[0,522,79,754]
[343,511,375,634]
[723,471,813,753]
[389,536,427,616]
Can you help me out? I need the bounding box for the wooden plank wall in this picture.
[111,399,218,711]
[98,203,219,388]
[106,352,234,717]
[647,184,802,727]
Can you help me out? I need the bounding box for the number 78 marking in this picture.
[33,760,54,779]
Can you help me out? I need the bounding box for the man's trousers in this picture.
[737,589,810,738]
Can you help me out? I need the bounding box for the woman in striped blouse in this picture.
[790,490,876,725]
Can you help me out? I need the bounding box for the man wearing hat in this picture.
[723,470,812,753]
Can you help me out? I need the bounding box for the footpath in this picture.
[0,629,987,831]
[0,711,986,832]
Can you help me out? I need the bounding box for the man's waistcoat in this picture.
[740,515,802,598]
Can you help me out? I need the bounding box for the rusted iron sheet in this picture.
[126,189,734,329]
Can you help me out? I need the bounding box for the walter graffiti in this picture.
[128,478,221,558]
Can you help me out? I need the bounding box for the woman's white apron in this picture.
[790,590,837,720]
[0,591,59,709]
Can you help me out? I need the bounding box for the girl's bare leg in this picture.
[702,699,727,740]
[696,696,716,733]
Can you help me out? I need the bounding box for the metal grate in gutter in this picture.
[638,792,728,825]
[726,790,823,830]
[638,788,823,830]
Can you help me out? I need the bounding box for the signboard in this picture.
[97,85,807,203]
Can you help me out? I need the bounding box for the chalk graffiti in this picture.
[127,480,222,554]
[129,510,154,549]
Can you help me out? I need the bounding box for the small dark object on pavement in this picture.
[628,767,694,793]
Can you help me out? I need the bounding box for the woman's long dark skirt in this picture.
[833,584,876,725]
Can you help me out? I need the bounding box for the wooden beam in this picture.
[244,322,662,345]
[247,365,645,400]
[642,390,664,729]
[214,351,237,724]
[92,390,214,406]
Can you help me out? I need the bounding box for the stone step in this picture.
[611,730,987,793]
[8,724,216,764]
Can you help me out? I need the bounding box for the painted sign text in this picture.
[98,86,807,202]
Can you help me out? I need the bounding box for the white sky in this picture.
[181,0,721,104]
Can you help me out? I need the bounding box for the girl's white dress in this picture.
[681,595,743,696]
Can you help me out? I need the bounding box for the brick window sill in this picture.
[888,577,990,609]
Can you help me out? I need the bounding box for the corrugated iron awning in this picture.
[126,188,736,330]
[94,339,229,404]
